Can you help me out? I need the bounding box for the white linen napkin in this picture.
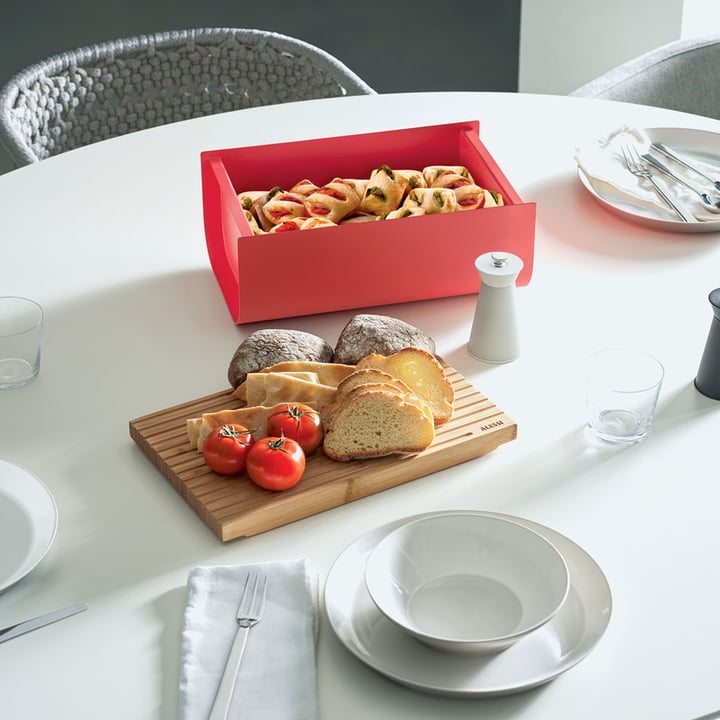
[574,125,719,221]
[178,558,318,720]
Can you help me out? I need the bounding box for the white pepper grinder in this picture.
[468,251,524,363]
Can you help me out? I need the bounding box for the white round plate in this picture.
[578,126,720,232]
[0,459,58,593]
[324,510,612,697]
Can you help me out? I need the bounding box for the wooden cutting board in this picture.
[129,363,516,542]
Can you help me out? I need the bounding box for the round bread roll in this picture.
[228,329,333,389]
[333,314,436,365]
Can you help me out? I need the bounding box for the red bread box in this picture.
[200,120,535,323]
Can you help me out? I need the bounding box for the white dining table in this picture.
[1,90,720,720]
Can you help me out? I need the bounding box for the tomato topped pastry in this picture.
[268,217,309,233]
[454,184,503,210]
[423,165,475,187]
[306,181,361,223]
[262,191,308,225]
[289,178,319,196]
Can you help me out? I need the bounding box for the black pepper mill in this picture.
[694,288,720,400]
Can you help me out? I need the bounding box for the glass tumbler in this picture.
[585,348,664,444]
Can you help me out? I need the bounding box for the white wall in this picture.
[681,0,720,35]
[518,0,684,94]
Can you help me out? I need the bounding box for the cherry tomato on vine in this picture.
[266,403,324,454]
[203,424,255,475]
[246,436,306,491]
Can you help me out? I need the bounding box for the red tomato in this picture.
[203,424,255,475]
[266,403,323,454]
[246,436,306,491]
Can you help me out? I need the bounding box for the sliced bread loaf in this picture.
[323,389,435,461]
[334,368,414,400]
[355,348,454,425]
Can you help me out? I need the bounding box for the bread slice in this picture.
[186,401,317,451]
[186,405,278,451]
[244,372,336,407]
[233,361,355,400]
[323,381,431,429]
[355,348,454,425]
[323,389,435,461]
[335,368,414,400]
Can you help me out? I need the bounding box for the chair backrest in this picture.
[0,28,375,167]
[569,34,720,121]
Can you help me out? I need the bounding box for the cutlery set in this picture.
[621,140,720,222]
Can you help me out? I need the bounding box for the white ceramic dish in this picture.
[364,512,569,655]
[578,126,720,232]
[324,510,612,697]
[0,459,58,593]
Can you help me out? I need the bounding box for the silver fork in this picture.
[620,143,694,222]
[208,569,269,720]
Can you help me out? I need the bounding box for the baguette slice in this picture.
[323,389,435,461]
[355,348,454,425]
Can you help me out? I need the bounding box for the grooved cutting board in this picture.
[129,363,516,542]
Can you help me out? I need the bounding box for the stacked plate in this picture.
[324,510,612,697]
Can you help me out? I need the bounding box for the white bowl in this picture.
[364,513,570,655]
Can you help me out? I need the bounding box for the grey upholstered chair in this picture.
[570,34,720,121]
[0,28,375,167]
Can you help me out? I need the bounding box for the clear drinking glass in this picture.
[0,297,44,389]
[585,348,664,444]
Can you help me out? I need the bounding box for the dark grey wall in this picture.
[0,0,520,93]
[0,0,521,172]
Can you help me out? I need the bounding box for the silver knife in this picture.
[651,142,720,192]
[0,604,87,644]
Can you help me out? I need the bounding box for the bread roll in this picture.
[227,329,334,389]
[333,314,436,365]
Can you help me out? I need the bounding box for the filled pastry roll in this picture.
[453,184,503,210]
[305,182,361,223]
[262,191,308,225]
[289,178,319,196]
[382,207,427,220]
[268,217,308,233]
[339,212,378,225]
[423,165,475,187]
[243,209,265,235]
[251,187,284,231]
[237,190,267,214]
[331,178,368,201]
[360,165,409,215]
[430,172,473,191]
[402,188,458,214]
[394,170,427,196]
[301,217,337,230]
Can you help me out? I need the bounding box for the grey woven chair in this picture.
[570,34,720,121]
[0,28,375,167]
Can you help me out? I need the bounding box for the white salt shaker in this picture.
[468,251,524,363]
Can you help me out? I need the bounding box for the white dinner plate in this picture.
[0,459,58,593]
[578,126,720,232]
[324,510,612,697]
